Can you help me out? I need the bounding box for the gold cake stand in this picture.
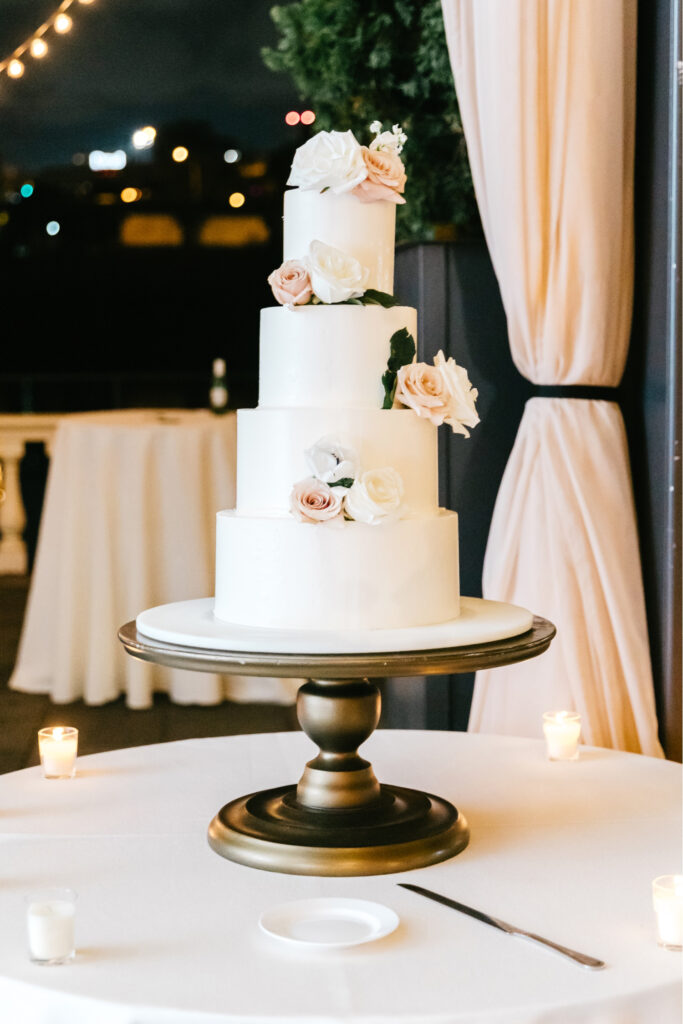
[118,615,555,876]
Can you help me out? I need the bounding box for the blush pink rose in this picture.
[351,146,406,204]
[290,477,344,523]
[267,259,313,306]
[395,352,479,437]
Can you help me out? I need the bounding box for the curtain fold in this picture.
[441,0,662,755]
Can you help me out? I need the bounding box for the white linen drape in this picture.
[441,0,662,754]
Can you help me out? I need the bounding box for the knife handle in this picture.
[511,929,605,970]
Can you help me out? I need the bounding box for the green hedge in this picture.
[262,0,477,242]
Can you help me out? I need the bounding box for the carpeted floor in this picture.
[0,575,299,775]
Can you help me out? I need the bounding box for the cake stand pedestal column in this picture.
[118,614,555,876]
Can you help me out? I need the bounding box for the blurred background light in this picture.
[285,110,300,126]
[20,183,34,198]
[46,221,60,236]
[228,192,245,208]
[30,38,48,59]
[223,149,241,164]
[54,13,73,34]
[120,187,142,203]
[8,59,25,78]
[172,146,189,163]
[132,126,156,150]
[89,150,127,171]
[300,110,316,125]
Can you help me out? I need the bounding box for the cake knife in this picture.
[398,883,605,969]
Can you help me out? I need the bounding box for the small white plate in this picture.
[259,897,399,950]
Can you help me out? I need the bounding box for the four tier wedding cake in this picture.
[214,122,479,632]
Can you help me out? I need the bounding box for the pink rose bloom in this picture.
[351,146,406,205]
[290,477,344,523]
[267,259,313,306]
[396,352,479,436]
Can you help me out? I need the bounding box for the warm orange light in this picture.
[301,110,316,125]
[7,59,25,78]
[285,110,300,126]
[120,187,141,203]
[172,146,189,163]
[30,38,48,58]
[54,13,73,33]
[228,192,245,209]
[78,0,96,5]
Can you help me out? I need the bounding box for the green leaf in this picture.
[329,477,354,489]
[381,328,416,408]
[360,289,401,308]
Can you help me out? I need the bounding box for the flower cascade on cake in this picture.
[268,123,407,310]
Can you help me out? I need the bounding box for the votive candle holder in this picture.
[26,888,77,964]
[542,711,581,761]
[652,875,683,950]
[38,727,78,779]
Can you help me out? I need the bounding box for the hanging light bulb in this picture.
[30,38,48,58]
[7,59,25,78]
[54,13,73,33]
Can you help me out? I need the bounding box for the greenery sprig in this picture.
[382,327,416,408]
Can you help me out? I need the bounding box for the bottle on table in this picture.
[210,358,229,414]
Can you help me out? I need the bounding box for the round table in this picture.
[0,731,679,1024]
[7,408,298,708]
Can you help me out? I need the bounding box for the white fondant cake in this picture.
[214,124,477,632]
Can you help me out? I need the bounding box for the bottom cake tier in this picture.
[214,509,460,631]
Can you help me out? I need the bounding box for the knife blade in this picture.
[398,883,605,970]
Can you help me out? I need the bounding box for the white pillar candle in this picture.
[542,711,581,761]
[38,727,78,779]
[653,875,683,950]
[26,889,77,963]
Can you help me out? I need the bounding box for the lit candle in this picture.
[542,711,581,761]
[38,727,78,779]
[26,889,77,964]
[653,875,683,950]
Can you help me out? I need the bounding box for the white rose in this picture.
[307,240,368,304]
[305,436,359,486]
[344,467,404,525]
[433,350,480,437]
[287,129,367,194]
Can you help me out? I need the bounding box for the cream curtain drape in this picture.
[441,0,662,754]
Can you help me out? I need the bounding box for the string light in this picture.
[0,0,96,79]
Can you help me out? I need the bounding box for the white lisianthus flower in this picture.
[345,467,404,525]
[369,123,407,156]
[307,240,368,304]
[305,436,359,487]
[287,129,367,194]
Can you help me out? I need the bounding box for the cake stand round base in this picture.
[208,783,469,876]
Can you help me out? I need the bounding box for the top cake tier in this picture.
[283,189,396,294]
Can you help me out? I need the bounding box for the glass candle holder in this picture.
[542,711,581,761]
[38,727,78,779]
[26,888,77,964]
[652,875,683,950]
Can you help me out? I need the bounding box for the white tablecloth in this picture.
[9,409,298,707]
[0,731,679,1023]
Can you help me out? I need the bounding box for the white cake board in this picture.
[135,597,534,655]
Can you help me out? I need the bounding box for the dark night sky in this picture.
[0,0,300,170]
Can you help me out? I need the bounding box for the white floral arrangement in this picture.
[287,122,407,204]
[290,437,404,526]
